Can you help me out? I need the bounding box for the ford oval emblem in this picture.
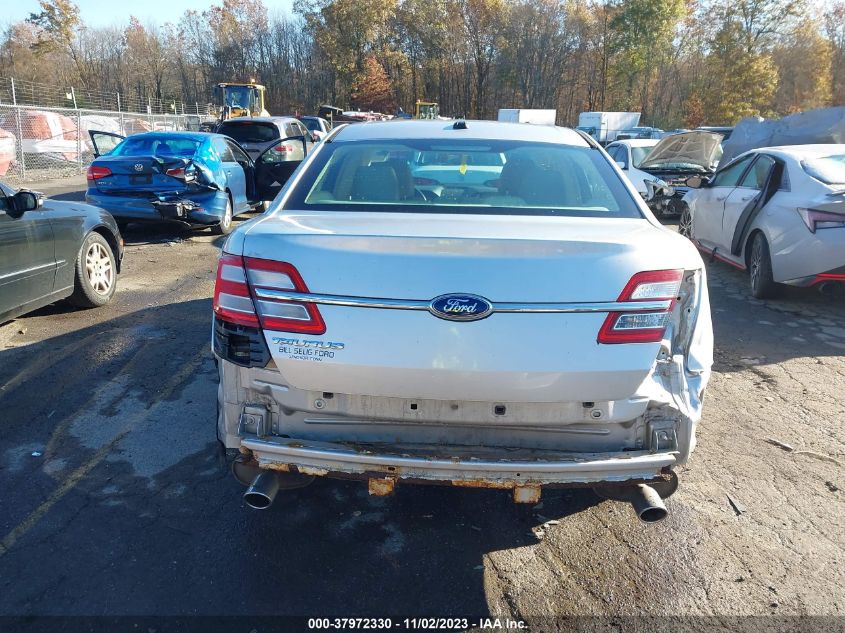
[134,163,144,172]
[429,293,493,322]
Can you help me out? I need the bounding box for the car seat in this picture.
[350,163,400,202]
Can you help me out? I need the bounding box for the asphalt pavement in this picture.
[0,179,843,629]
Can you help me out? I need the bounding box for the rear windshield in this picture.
[802,155,845,185]
[113,136,200,158]
[284,139,639,217]
[218,122,280,143]
[300,118,320,132]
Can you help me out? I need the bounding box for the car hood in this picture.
[639,131,723,172]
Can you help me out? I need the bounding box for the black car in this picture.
[0,180,123,323]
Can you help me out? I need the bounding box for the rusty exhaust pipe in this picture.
[630,484,668,522]
[243,471,280,510]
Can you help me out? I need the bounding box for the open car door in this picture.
[88,131,125,157]
[253,136,308,203]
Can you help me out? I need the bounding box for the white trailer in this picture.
[497,109,557,125]
[577,112,641,144]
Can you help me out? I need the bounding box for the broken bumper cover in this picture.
[240,436,678,487]
[85,189,229,225]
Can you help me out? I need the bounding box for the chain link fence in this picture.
[0,103,208,187]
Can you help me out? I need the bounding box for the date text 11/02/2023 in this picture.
[306,618,528,630]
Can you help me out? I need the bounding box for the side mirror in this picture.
[616,161,627,170]
[685,176,704,189]
[13,191,41,212]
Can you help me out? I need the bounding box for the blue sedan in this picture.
[85,130,305,234]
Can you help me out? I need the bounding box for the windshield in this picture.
[218,122,280,144]
[802,155,845,186]
[112,136,200,158]
[284,139,639,218]
[223,86,256,110]
[631,146,654,168]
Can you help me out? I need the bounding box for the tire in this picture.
[678,206,692,239]
[212,196,234,235]
[68,232,117,308]
[749,232,780,299]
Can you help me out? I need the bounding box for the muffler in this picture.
[629,484,668,523]
[244,471,281,510]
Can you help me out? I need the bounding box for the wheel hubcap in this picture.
[680,211,691,237]
[750,241,761,287]
[85,243,113,295]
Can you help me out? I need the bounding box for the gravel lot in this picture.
[0,179,843,628]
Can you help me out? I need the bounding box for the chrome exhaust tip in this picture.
[629,484,668,523]
[243,471,281,510]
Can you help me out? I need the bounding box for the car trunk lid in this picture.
[233,212,690,403]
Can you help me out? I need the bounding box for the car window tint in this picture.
[301,118,319,132]
[284,139,640,218]
[213,138,235,162]
[739,155,776,189]
[226,139,249,163]
[113,136,201,158]
[218,122,280,144]
[712,155,754,188]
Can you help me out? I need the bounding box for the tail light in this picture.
[798,208,845,233]
[213,255,325,334]
[598,270,683,344]
[213,254,260,327]
[166,166,196,182]
[86,165,112,181]
[273,143,294,154]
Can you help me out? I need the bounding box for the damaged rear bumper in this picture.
[85,189,229,226]
[240,436,678,487]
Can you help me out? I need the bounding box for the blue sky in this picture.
[7,0,296,27]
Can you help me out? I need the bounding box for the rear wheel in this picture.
[749,232,780,299]
[68,232,117,308]
[678,206,692,238]
[212,196,233,235]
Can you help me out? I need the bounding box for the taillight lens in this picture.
[245,257,326,334]
[86,165,112,181]
[597,270,683,344]
[798,208,845,233]
[213,254,259,327]
[272,143,293,154]
[212,255,325,334]
[166,166,196,182]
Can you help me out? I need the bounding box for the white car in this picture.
[604,139,661,196]
[212,120,713,522]
[681,144,845,298]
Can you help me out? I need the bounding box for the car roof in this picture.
[332,120,589,146]
[758,144,845,159]
[610,139,660,147]
[128,131,210,141]
[219,116,298,125]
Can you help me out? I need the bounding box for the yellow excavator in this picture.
[415,100,439,119]
[218,81,270,121]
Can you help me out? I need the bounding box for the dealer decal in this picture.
[271,337,345,362]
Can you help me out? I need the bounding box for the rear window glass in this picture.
[113,136,200,158]
[803,155,845,185]
[284,139,639,218]
[218,122,280,144]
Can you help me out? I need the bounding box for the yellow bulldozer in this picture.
[415,100,440,119]
[218,81,270,121]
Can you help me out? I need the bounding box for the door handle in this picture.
[715,196,727,202]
